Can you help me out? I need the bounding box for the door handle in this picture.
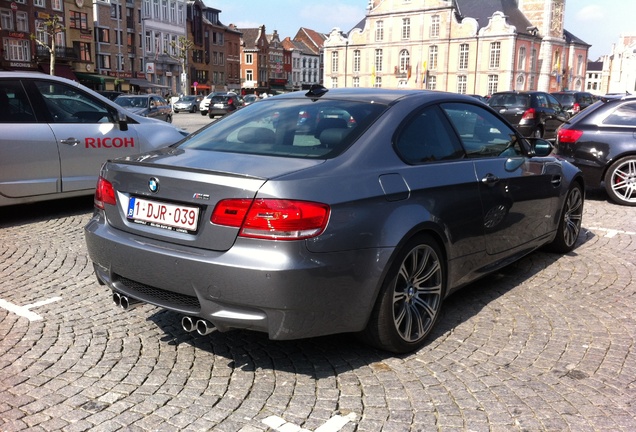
[551,175,562,187]
[481,173,499,185]
[60,138,80,146]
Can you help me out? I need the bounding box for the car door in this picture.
[0,79,60,198]
[28,78,140,193]
[441,102,559,256]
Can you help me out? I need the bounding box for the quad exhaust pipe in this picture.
[112,292,142,310]
[182,316,215,336]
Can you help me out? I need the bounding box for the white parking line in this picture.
[0,296,62,321]
[262,413,356,432]
[588,227,636,238]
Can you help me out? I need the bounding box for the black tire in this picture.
[361,234,445,353]
[545,182,584,253]
[604,156,636,206]
[173,110,179,114]
[200,111,207,116]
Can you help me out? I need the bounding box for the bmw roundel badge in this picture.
[148,177,159,193]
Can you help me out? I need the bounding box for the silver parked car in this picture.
[85,86,584,353]
[114,94,173,123]
[0,72,187,207]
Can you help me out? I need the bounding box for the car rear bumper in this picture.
[85,217,392,340]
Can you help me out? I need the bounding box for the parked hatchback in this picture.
[173,95,203,113]
[114,94,173,123]
[555,94,636,206]
[551,91,595,117]
[85,86,584,353]
[487,91,568,139]
[0,72,187,207]
[207,93,242,118]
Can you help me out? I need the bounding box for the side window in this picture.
[547,94,561,111]
[0,81,36,123]
[441,102,523,158]
[603,102,636,126]
[396,105,464,163]
[34,81,114,123]
[536,94,548,108]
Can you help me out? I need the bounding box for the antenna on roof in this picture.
[305,84,329,99]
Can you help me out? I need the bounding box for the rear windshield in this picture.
[176,97,387,159]
[488,93,530,108]
[552,94,575,105]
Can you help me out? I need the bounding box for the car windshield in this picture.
[176,97,387,159]
[115,96,148,108]
[179,96,197,102]
[488,94,530,108]
[553,94,575,105]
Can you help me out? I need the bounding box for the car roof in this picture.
[271,87,480,106]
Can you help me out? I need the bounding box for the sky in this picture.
[208,0,635,61]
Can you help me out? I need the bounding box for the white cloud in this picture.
[575,5,605,22]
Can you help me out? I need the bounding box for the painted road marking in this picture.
[262,413,356,432]
[588,227,636,238]
[0,296,62,321]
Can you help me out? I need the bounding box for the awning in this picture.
[128,78,169,89]
[75,72,117,84]
[193,84,210,90]
[54,64,78,81]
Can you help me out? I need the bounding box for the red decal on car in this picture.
[85,137,135,148]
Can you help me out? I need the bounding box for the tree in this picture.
[31,15,65,76]
[166,36,194,95]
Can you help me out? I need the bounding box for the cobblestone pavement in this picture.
[0,188,634,432]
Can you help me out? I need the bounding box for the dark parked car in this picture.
[207,93,241,118]
[551,91,595,117]
[173,95,203,113]
[555,94,636,206]
[487,91,568,139]
[114,94,173,123]
[98,91,123,101]
[85,86,584,353]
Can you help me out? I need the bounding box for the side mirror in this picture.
[526,137,553,156]
[117,110,128,131]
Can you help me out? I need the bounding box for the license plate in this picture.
[127,197,199,233]
[213,103,224,108]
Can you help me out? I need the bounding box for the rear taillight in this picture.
[94,176,116,209]
[521,108,536,120]
[557,129,583,144]
[572,103,580,113]
[211,199,330,240]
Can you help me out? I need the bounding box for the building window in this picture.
[399,49,410,74]
[374,76,382,88]
[70,11,88,30]
[331,77,338,88]
[52,0,62,11]
[577,55,583,75]
[170,0,176,22]
[375,20,384,42]
[161,0,168,20]
[457,75,467,94]
[459,43,469,70]
[246,70,253,81]
[402,18,410,40]
[518,46,526,70]
[353,77,360,87]
[16,11,28,32]
[331,51,338,73]
[353,50,360,72]
[153,0,159,17]
[488,74,499,95]
[34,0,45,7]
[35,20,48,44]
[374,49,383,72]
[516,74,525,90]
[245,53,253,64]
[98,27,110,43]
[531,48,537,71]
[489,42,501,69]
[429,45,438,70]
[430,15,440,38]
[427,75,436,90]
[74,42,91,62]
[5,39,30,61]
[143,0,150,17]
[1,10,13,31]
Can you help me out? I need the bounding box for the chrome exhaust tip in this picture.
[112,292,141,310]
[181,316,196,332]
[196,319,215,336]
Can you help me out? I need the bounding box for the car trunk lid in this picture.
[100,148,324,251]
